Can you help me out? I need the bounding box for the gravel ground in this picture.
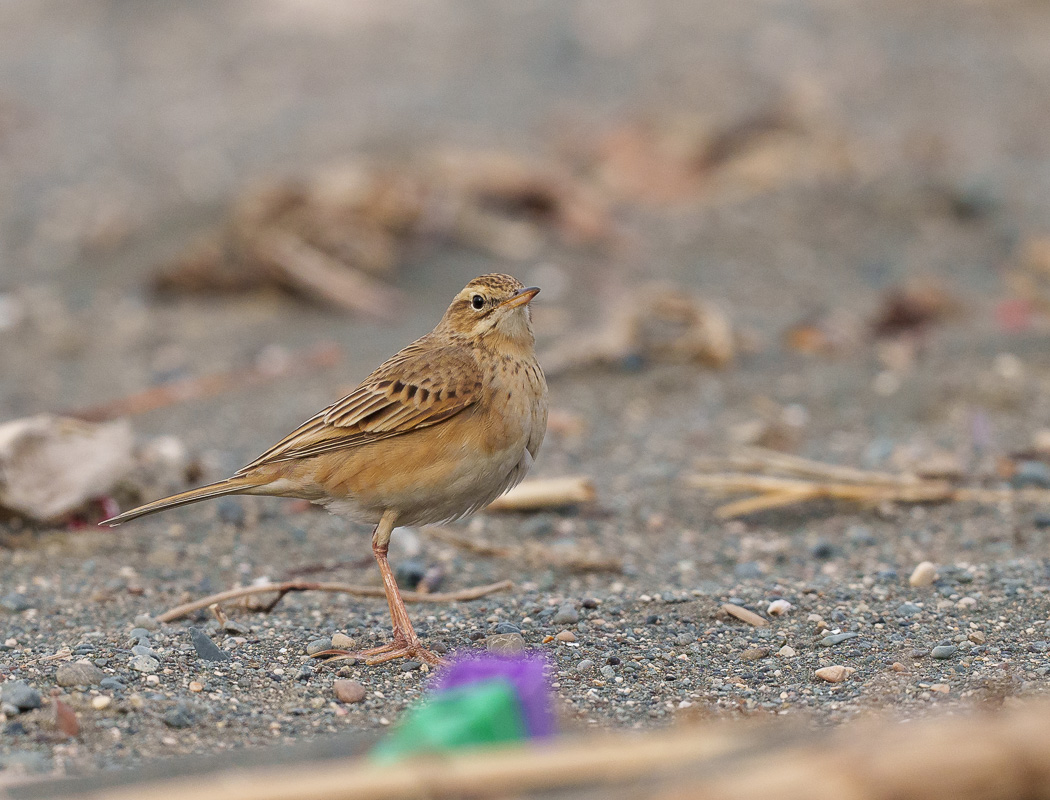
[3,0,1050,784]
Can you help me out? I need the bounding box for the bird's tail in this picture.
[101,476,265,527]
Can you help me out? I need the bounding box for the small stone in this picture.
[820,632,859,647]
[930,683,950,694]
[576,659,595,674]
[777,645,796,658]
[130,654,160,673]
[740,647,769,661]
[91,695,112,710]
[401,660,422,672]
[600,665,615,679]
[891,662,907,672]
[297,665,314,681]
[552,605,579,625]
[814,665,855,683]
[216,497,246,526]
[909,561,938,587]
[931,644,957,660]
[956,597,977,609]
[188,681,204,693]
[222,620,251,636]
[968,631,986,644]
[1,681,41,712]
[721,603,768,627]
[133,614,159,631]
[555,630,576,643]
[486,633,526,655]
[99,678,126,692]
[305,638,334,656]
[163,703,194,729]
[1011,460,1050,489]
[128,628,152,643]
[0,593,31,613]
[56,661,107,688]
[189,628,230,662]
[334,679,366,703]
[330,633,355,650]
[394,559,427,590]
[896,602,922,617]
[131,644,161,659]
[767,599,793,616]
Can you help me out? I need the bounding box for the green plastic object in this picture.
[371,678,528,763]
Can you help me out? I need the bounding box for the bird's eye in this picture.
[470,294,485,310]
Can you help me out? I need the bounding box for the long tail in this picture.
[101,477,265,527]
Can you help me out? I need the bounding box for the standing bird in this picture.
[102,274,548,667]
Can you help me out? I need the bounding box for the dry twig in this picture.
[156,579,513,623]
[688,447,1050,519]
[485,476,596,512]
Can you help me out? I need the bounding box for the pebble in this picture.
[163,703,195,729]
[99,678,126,692]
[401,661,422,672]
[189,628,231,662]
[552,605,579,625]
[930,645,957,660]
[576,659,595,674]
[820,632,858,647]
[133,614,159,631]
[740,647,769,661]
[333,679,366,703]
[131,644,161,660]
[305,638,334,656]
[600,665,615,679]
[128,628,152,643]
[767,599,793,616]
[1011,460,1050,489]
[555,630,576,643]
[189,681,204,693]
[91,695,112,710]
[0,681,41,712]
[0,593,31,613]
[486,633,526,654]
[130,654,160,673]
[968,631,986,644]
[56,661,107,687]
[331,633,355,650]
[896,603,922,617]
[777,645,796,658]
[909,561,938,587]
[814,665,855,683]
[721,603,768,627]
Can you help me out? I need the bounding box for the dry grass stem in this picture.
[156,579,513,623]
[688,447,1050,518]
[485,476,596,512]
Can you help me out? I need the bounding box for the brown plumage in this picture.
[103,273,548,666]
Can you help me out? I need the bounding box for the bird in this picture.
[102,273,548,667]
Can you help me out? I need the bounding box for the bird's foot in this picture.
[312,637,446,667]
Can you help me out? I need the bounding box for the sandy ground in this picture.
[3,0,1050,783]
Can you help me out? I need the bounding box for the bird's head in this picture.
[439,273,540,347]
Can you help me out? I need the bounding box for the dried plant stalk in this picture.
[688,447,1050,518]
[485,476,596,512]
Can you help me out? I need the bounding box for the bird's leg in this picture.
[314,510,445,667]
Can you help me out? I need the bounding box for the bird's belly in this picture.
[299,410,533,526]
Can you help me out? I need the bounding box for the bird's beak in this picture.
[499,287,540,310]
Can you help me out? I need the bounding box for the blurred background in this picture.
[2,0,1049,431]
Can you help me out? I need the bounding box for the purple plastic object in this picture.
[433,653,556,738]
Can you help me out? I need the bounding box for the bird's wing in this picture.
[235,339,482,472]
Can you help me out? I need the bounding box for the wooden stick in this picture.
[70,342,341,423]
[485,477,596,512]
[156,579,513,623]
